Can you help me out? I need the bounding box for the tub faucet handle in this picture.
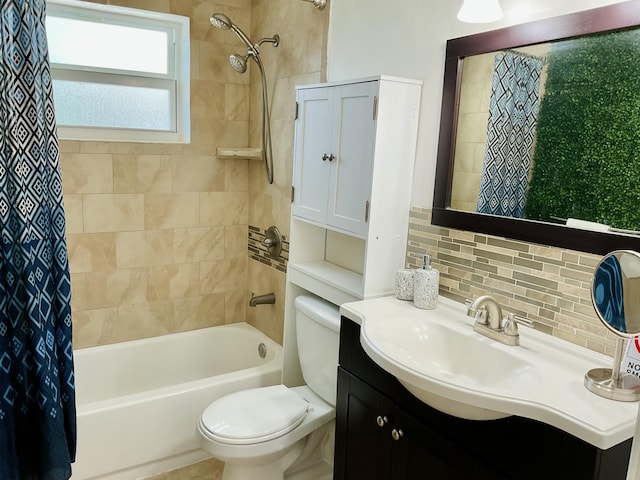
[261,226,282,260]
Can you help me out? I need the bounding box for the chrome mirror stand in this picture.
[585,337,640,401]
[585,249,640,401]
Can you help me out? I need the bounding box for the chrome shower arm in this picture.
[257,35,280,47]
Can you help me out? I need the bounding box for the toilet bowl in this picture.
[196,295,340,480]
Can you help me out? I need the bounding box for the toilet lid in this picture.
[201,385,309,445]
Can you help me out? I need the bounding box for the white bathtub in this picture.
[71,322,283,480]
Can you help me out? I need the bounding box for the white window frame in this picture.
[47,0,190,143]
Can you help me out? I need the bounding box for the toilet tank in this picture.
[294,295,340,406]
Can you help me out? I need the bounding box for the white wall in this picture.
[327,0,626,208]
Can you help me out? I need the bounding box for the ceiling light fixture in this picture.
[457,0,504,23]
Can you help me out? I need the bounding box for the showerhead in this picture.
[210,12,255,51]
[208,10,277,185]
[229,53,249,74]
[210,13,232,30]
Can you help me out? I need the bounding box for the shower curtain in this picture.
[476,50,543,218]
[593,255,626,333]
[0,1,76,479]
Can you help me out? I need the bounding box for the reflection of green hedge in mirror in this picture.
[524,29,640,230]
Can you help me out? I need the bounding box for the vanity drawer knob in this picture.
[391,428,404,441]
[376,415,388,427]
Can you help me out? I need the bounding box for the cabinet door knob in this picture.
[322,153,335,162]
[391,428,404,441]
[376,415,388,427]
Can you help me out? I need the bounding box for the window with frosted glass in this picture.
[46,0,190,143]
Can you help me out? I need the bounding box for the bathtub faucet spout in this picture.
[249,292,276,307]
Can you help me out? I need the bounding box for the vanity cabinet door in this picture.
[335,367,478,480]
[391,406,473,480]
[292,81,377,238]
[335,367,393,480]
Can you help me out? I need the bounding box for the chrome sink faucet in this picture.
[466,295,520,346]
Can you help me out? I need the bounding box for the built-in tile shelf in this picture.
[216,147,262,160]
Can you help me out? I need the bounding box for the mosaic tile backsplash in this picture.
[406,207,617,356]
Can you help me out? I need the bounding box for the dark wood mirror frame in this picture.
[433,1,640,255]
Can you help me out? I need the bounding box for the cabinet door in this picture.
[391,406,474,480]
[327,81,377,237]
[292,86,333,225]
[335,368,393,480]
[335,368,476,480]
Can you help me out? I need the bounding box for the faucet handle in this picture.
[503,315,519,336]
[474,306,488,325]
[507,312,534,328]
[466,299,489,325]
[503,312,534,337]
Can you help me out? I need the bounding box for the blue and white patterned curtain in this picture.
[0,1,76,479]
[477,51,543,218]
[593,255,626,334]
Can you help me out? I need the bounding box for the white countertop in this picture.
[340,295,638,450]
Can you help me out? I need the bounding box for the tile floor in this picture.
[147,458,224,480]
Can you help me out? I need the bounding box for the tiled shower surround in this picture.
[64,0,328,349]
[406,207,617,356]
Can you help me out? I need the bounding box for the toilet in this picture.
[196,294,340,480]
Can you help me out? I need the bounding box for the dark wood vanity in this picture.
[334,317,632,480]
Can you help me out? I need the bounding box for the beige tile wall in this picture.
[406,207,618,356]
[450,52,493,212]
[65,0,327,348]
[244,0,328,343]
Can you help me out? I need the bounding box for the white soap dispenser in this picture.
[414,254,439,310]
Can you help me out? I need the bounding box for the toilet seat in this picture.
[200,385,310,445]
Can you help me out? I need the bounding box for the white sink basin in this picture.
[341,295,638,449]
[363,313,541,419]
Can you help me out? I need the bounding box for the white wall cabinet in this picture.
[292,81,377,238]
[282,76,422,386]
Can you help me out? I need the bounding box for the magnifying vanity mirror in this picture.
[433,1,640,255]
[585,250,640,401]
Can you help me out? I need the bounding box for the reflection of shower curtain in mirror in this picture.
[594,255,626,333]
[477,51,543,217]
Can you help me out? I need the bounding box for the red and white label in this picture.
[622,336,640,378]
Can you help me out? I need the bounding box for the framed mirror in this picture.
[433,1,640,255]
[585,250,640,401]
